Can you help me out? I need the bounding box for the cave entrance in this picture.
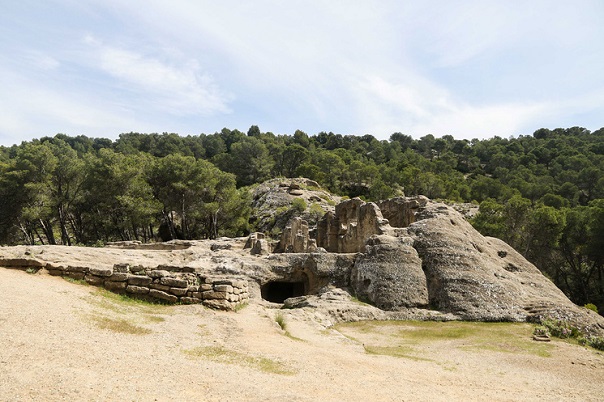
[261,281,307,303]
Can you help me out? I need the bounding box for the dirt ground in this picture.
[1,267,603,401]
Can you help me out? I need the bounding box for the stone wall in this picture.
[274,217,317,253]
[316,198,391,253]
[376,196,428,228]
[1,259,248,311]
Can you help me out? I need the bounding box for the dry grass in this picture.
[184,346,296,375]
[82,288,169,335]
[91,315,152,335]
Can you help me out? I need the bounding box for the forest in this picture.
[0,126,603,313]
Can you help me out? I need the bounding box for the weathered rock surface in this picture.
[352,235,428,310]
[316,198,392,253]
[275,217,317,253]
[1,192,603,335]
[377,196,428,228]
[250,178,339,233]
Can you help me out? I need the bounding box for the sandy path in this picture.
[1,267,603,401]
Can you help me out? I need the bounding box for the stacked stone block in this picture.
[2,259,249,311]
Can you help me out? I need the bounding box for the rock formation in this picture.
[1,192,603,336]
[352,235,428,310]
[316,198,392,253]
[376,196,428,228]
[274,217,317,253]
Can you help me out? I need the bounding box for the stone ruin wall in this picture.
[0,259,249,311]
[376,196,429,228]
[275,217,317,253]
[316,198,390,253]
[279,197,429,254]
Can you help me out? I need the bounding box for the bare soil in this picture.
[1,267,603,401]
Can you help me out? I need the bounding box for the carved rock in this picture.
[352,235,428,310]
[316,198,390,253]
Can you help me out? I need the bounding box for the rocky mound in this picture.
[249,178,340,234]
[1,191,602,336]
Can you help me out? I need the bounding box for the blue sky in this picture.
[1,1,604,146]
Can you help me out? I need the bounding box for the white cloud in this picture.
[20,50,61,71]
[1,0,603,146]
[84,36,231,116]
[0,67,149,146]
[353,74,552,139]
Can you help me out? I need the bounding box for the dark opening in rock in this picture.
[261,281,307,303]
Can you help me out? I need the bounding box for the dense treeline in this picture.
[0,126,602,311]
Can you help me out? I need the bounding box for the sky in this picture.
[1,0,604,146]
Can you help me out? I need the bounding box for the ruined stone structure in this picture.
[316,198,392,253]
[274,217,317,253]
[0,258,249,310]
[376,196,428,228]
[2,192,603,336]
[244,232,270,255]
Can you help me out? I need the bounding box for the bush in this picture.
[540,316,604,351]
[584,303,599,314]
[308,202,326,221]
[579,335,604,351]
[532,325,550,337]
[541,318,580,339]
[291,198,307,213]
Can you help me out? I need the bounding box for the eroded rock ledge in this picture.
[1,196,603,336]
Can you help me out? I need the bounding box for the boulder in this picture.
[407,202,604,333]
[352,235,428,310]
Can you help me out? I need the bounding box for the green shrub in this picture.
[532,325,550,337]
[291,198,307,213]
[274,206,290,216]
[584,303,599,314]
[541,318,580,339]
[308,202,326,221]
[579,335,604,351]
[540,316,604,351]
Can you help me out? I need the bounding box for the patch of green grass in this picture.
[87,288,170,332]
[336,320,554,359]
[364,345,433,362]
[184,346,296,375]
[91,315,152,335]
[144,315,165,323]
[63,277,88,285]
[233,302,249,312]
[96,288,166,306]
[93,288,169,314]
[275,312,287,331]
[273,312,304,341]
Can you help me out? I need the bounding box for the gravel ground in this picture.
[1,267,603,401]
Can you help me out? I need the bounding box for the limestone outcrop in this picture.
[376,196,428,228]
[352,235,428,310]
[249,178,339,233]
[316,198,392,253]
[1,192,603,335]
[274,217,317,253]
